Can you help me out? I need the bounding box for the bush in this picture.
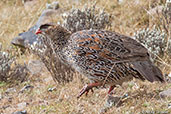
[133,26,169,60]
[0,43,29,82]
[134,2,171,61]
[62,3,112,33]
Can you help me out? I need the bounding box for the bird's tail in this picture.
[131,60,164,82]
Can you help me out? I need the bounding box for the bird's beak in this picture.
[35,29,42,35]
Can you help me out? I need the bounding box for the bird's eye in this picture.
[40,24,52,30]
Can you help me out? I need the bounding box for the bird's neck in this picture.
[57,34,70,50]
[55,34,71,65]
[50,26,71,51]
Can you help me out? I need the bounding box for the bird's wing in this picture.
[71,30,149,63]
[70,30,164,82]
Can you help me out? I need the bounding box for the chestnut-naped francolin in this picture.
[35,23,164,98]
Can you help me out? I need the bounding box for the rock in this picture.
[159,88,171,98]
[27,60,45,75]
[168,72,171,78]
[46,1,59,10]
[5,88,16,94]
[19,85,34,93]
[22,0,34,3]
[11,26,38,48]
[100,94,128,113]
[12,110,27,114]
[48,87,57,92]
[0,94,3,100]
[8,97,12,102]
[168,103,171,109]
[117,0,124,4]
[35,9,63,26]
[100,96,121,113]
[100,95,121,113]
[105,95,121,107]
[11,1,63,49]
[17,102,28,109]
[165,73,171,82]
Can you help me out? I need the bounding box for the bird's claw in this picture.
[77,84,94,99]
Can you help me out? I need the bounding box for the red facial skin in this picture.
[35,29,42,34]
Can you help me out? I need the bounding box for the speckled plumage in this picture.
[36,24,164,98]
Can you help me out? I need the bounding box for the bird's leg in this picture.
[77,82,102,99]
[108,85,116,95]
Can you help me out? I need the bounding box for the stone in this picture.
[11,26,38,48]
[46,1,60,10]
[165,72,171,82]
[168,103,171,109]
[168,72,171,78]
[0,94,3,100]
[22,0,34,3]
[19,85,34,93]
[11,1,63,49]
[17,102,28,109]
[5,88,16,94]
[117,0,124,4]
[48,87,57,92]
[12,110,27,114]
[159,88,171,98]
[27,60,45,75]
[100,94,128,113]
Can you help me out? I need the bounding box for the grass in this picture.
[0,0,170,114]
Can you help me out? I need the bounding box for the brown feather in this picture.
[131,60,164,82]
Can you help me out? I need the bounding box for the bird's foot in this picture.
[77,82,102,99]
[77,84,93,99]
[108,85,116,95]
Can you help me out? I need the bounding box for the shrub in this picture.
[0,44,29,82]
[134,2,171,61]
[62,3,112,33]
[133,26,169,60]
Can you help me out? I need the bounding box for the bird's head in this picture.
[35,23,71,48]
[35,23,56,35]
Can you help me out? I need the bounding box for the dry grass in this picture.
[0,0,170,114]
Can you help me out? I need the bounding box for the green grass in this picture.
[0,82,7,88]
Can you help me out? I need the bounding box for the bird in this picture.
[35,23,164,98]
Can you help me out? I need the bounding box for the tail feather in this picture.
[131,60,164,82]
